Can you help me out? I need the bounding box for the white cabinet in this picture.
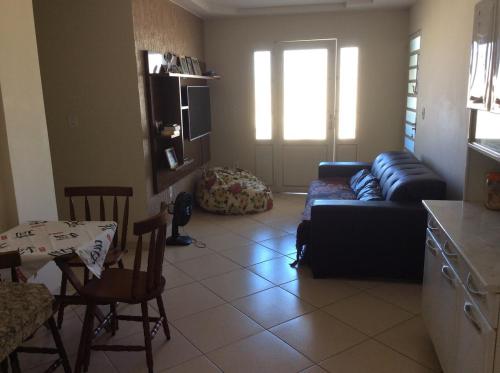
[468,0,496,110]
[455,289,496,373]
[423,203,500,373]
[422,231,459,373]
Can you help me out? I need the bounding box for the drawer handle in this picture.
[426,239,437,256]
[442,241,458,258]
[428,221,440,231]
[441,265,456,284]
[464,302,482,333]
[467,273,488,298]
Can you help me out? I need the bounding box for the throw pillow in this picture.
[352,172,378,195]
[357,180,384,201]
[349,169,370,191]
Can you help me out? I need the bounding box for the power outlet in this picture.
[68,114,79,128]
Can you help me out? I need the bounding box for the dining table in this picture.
[0,220,118,329]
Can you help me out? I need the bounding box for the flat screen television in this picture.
[185,86,211,141]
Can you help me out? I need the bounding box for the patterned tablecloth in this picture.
[0,221,117,281]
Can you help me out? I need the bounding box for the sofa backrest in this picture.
[371,151,446,202]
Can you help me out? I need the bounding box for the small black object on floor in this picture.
[166,192,193,246]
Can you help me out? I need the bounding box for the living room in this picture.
[1,0,500,372]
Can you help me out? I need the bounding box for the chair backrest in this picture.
[65,186,133,251]
[0,251,21,282]
[131,205,169,299]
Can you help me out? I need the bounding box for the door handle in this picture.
[466,273,488,298]
[426,239,437,256]
[441,265,456,285]
[464,302,482,333]
[442,241,458,259]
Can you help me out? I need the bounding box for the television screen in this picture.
[186,86,211,141]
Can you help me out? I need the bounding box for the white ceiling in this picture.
[172,0,416,18]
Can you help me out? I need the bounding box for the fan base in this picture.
[166,235,193,246]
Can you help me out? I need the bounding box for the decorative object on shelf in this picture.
[160,124,180,138]
[165,147,178,170]
[486,172,500,210]
[179,56,189,74]
[154,120,164,134]
[165,52,180,73]
[186,57,196,75]
[165,192,193,246]
[191,57,203,76]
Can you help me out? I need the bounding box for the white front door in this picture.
[272,39,337,192]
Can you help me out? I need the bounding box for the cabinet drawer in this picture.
[455,286,495,373]
[458,265,500,329]
[426,228,500,328]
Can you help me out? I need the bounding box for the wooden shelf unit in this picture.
[143,51,214,193]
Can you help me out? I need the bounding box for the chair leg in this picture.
[47,316,72,373]
[156,296,171,340]
[83,304,95,372]
[75,304,92,373]
[9,352,20,373]
[141,302,154,373]
[110,302,118,335]
[117,259,124,269]
[83,268,90,284]
[58,274,68,328]
[0,359,8,373]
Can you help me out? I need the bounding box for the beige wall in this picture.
[0,86,18,232]
[204,10,409,172]
[33,0,147,224]
[0,0,57,227]
[131,0,205,213]
[409,0,476,199]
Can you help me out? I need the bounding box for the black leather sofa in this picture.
[301,151,446,282]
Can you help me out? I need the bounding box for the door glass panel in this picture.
[409,54,418,67]
[409,68,418,80]
[407,96,418,110]
[410,36,421,52]
[283,49,328,140]
[406,110,417,124]
[408,82,417,94]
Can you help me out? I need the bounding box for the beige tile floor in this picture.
[23,193,442,373]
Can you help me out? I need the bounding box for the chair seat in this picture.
[68,247,126,266]
[0,283,53,361]
[81,268,165,304]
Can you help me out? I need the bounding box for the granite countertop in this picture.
[423,200,500,292]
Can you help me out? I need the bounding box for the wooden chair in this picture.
[0,251,71,373]
[57,186,133,328]
[75,206,170,373]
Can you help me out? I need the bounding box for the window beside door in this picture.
[338,47,359,140]
[254,50,272,140]
[404,33,421,153]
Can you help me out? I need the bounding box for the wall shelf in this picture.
[143,51,215,193]
[148,72,221,80]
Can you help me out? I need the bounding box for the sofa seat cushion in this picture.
[196,167,273,215]
[302,178,356,220]
[0,282,53,361]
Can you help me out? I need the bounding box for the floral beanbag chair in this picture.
[196,167,273,214]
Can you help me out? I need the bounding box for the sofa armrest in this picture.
[310,200,427,246]
[318,162,372,179]
[309,200,428,280]
[311,199,426,226]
